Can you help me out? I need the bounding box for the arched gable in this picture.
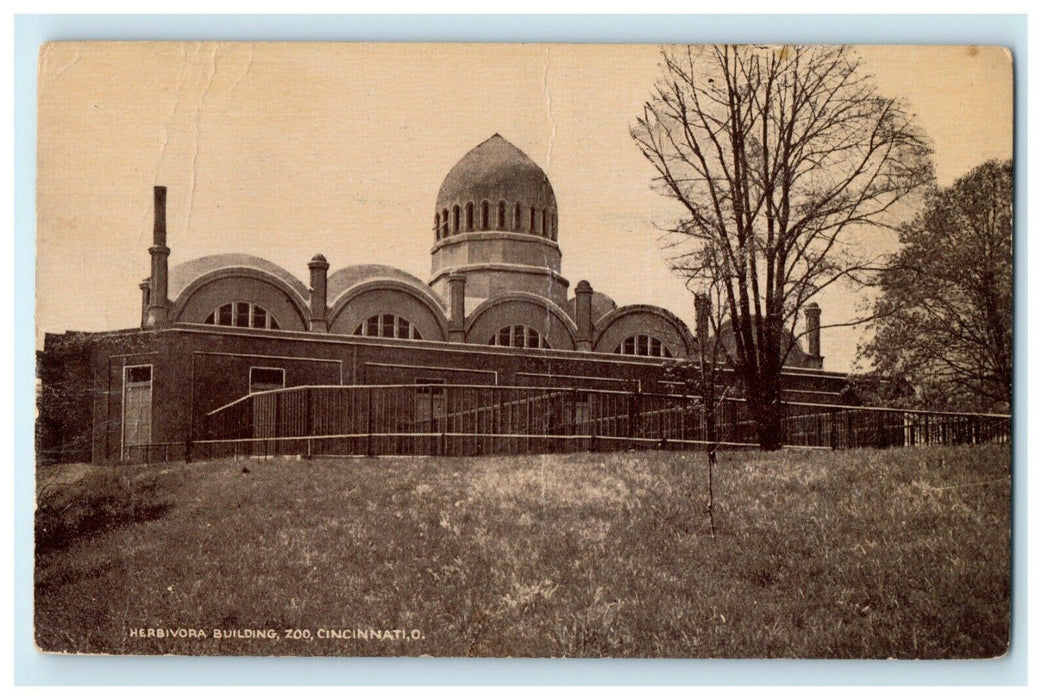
[171,267,310,331]
[328,279,449,341]
[593,305,694,358]
[465,292,577,350]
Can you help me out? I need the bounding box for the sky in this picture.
[35,43,1013,371]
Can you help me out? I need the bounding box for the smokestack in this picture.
[448,273,466,342]
[574,280,593,351]
[804,302,822,365]
[153,185,167,246]
[145,186,171,327]
[308,254,329,332]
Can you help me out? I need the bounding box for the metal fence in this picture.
[123,383,1012,464]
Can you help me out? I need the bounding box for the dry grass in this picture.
[34,445,1011,658]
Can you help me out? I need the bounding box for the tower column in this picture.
[574,280,593,351]
[145,186,170,328]
[448,273,466,343]
[308,254,329,332]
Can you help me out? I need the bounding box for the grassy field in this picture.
[34,445,1011,658]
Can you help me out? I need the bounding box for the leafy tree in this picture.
[632,45,933,449]
[863,160,1013,413]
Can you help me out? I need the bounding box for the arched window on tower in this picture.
[615,334,672,358]
[530,206,536,234]
[497,201,506,230]
[551,211,558,241]
[434,213,440,242]
[514,202,522,232]
[542,209,549,237]
[481,201,490,230]
[465,202,475,231]
[441,209,449,238]
[452,205,461,234]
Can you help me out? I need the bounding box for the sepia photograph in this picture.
[34,41,1013,658]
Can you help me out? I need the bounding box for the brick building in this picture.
[39,134,846,464]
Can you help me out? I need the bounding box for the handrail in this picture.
[206,383,1012,421]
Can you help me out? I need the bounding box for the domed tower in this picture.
[430,134,569,308]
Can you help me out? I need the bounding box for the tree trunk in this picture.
[745,380,783,451]
[756,411,782,451]
[706,447,717,537]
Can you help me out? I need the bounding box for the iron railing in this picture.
[116,384,1009,464]
[117,384,1011,464]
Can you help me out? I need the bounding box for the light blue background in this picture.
[14,13,1028,686]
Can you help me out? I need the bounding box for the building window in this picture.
[205,302,281,330]
[542,209,549,237]
[353,313,423,340]
[434,213,440,241]
[441,209,449,238]
[530,206,536,233]
[415,378,446,422]
[514,202,522,232]
[497,201,507,229]
[487,324,551,349]
[481,200,490,229]
[615,334,672,358]
[249,366,285,394]
[453,205,461,233]
[551,211,558,241]
[465,202,475,231]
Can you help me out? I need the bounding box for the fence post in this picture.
[628,391,638,443]
[304,389,314,459]
[367,387,374,457]
[830,407,838,450]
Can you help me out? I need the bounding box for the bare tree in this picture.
[665,269,733,536]
[633,45,934,449]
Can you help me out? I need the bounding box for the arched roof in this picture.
[327,264,446,310]
[436,134,557,214]
[168,254,309,303]
[465,291,578,350]
[594,304,692,340]
[593,304,695,357]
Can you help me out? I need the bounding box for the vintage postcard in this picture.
[35,42,1013,657]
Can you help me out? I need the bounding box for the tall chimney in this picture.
[448,273,466,342]
[574,280,593,351]
[145,186,171,327]
[308,254,329,332]
[804,302,822,364]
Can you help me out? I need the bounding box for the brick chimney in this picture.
[145,186,170,327]
[574,280,593,351]
[139,279,151,329]
[448,273,466,342]
[308,254,329,332]
[804,302,822,364]
[694,293,711,340]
